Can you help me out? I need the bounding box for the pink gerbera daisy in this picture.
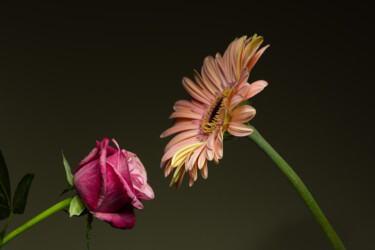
[161,35,269,187]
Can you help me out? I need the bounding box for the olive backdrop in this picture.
[0,2,374,250]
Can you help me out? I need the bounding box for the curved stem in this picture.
[0,211,13,241]
[0,197,73,247]
[2,211,13,232]
[247,125,345,250]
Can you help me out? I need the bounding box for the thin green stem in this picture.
[1,211,13,235]
[0,197,73,248]
[247,125,345,250]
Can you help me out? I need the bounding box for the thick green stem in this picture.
[248,125,345,250]
[0,197,73,247]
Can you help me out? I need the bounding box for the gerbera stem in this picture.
[247,125,345,250]
[0,197,73,248]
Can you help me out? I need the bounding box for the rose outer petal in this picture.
[127,151,155,200]
[75,147,99,174]
[74,159,101,209]
[96,163,131,212]
[136,183,155,200]
[90,206,136,229]
[105,150,144,210]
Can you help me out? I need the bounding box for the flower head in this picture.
[160,35,269,188]
[74,138,154,229]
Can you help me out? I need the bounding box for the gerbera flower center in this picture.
[202,90,230,134]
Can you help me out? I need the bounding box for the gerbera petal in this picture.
[244,80,268,100]
[189,165,198,182]
[173,100,199,111]
[161,137,200,167]
[228,122,254,137]
[171,142,205,167]
[214,139,223,159]
[160,121,199,138]
[164,160,172,177]
[213,154,219,164]
[214,53,230,89]
[223,39,237,82]
[200,163,208,179]
[236,69,249,90]
[202,56,223,92]
[229,94,245,110]
[237,82,250,97]
[231,105,256,123]
[246,45,269,72]
[169,110,202,120]
[164,129,199,152]
[235,37,246,78]
[198,147,207,169]
[161,34,268,187]
[186,145,205,170]
[175,166,186,189]
[193,70,217,96]
[242,35,264,66]
[189,176,195,187]
[172,164,184,180]
[182,77,212,105]
[206,132,216,150]
[206,148,214,161]
[171,163,187,189]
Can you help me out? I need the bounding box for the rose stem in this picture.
[247,125,345,250]
[0,197,73,247]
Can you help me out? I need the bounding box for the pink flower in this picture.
[161,35,268,187]
[73,138,154,229]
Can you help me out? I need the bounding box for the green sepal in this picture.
[12,173,34,214]
[239,99,251,107]
[69,195,85,217]
[62,151,74,187]
[223,131,235,141]
[63,207,87,216]
[0,150,11,220]
[86,213,93,250]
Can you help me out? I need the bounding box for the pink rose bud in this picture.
[73,138,154,229]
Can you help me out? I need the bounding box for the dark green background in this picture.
[0,2,373,249]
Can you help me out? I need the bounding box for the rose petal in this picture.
[127,151,155,200]
[74,159,101,209]
[135,183,154,200]
[106,150,143,210]
[90,205,136,229]
[96,163,131,212]
[76,147,99,172]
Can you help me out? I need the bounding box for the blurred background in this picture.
[0,2,373,249]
